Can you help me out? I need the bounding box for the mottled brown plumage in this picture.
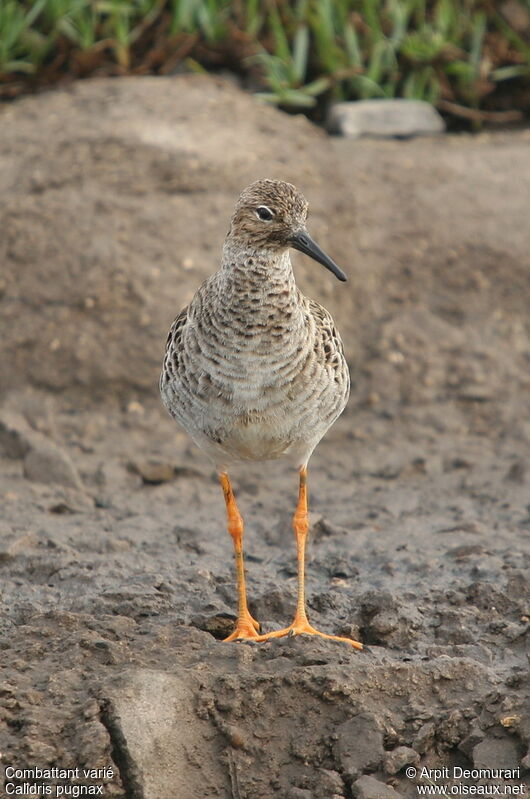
[160,179,362,649]
[160,180,349,470]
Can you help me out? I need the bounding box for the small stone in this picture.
[413,722,435,754]
[288,789,313,799]
[107,538,131,552]
[0,531,39,562]
[369,611,399,637]
[500,715,520,729]
[227,726,246,750]
[312,516,351,541]
[0,410,83,489]
[83,698,101,719]
[328,99,445,139]
[319,769,344,795]
[103,669,222,799]
[384,746,420,775]
[47,488,94,513]
[334,713,384,779]
[447,544,485,560]
[472,738,520,770]
[459,726,485,758]
[130,459,175,484]
[48,501,77,514]
[24,689,43,705]
[191,613,235,639]
[26,739,58,762]
[352,775,403,798]
[504,461,526,483]
[457,385,495,401]
[0,410,32,458]
[23,440,84,490]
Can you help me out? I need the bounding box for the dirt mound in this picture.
[3,79,530,426]
[0,75,356,399]
[333,133,530,430]
[0,77,529,798]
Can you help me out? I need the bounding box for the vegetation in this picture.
[1,0,529,123]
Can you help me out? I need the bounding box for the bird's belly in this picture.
[220,414,296,461]
[162,343,348,466]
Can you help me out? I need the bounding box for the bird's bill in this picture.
[290,229,347,282]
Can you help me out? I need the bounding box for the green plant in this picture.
[0,0,529,124]
[254,7,331,108]
[0,0,50,74]
[169,0,231,41]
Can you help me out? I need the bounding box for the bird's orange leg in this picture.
[219,472,262,641]
[260,466,363,650]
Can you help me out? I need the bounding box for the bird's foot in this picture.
[259,617,363,650]
[223,612,261,642]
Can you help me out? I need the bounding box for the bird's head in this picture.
[227,179,347,282]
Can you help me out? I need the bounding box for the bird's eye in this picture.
[256,205,274,222]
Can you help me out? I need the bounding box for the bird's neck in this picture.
[219,239,298,302]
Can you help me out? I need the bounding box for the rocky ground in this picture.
[0,76,529,799]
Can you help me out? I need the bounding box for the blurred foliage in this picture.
[1,0,529,122]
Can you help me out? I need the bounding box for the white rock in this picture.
[0,409,84,490]
[384,745,420,775]
[23,441,84,490]
[103,669,221,799]
[334,713,384,778]
[353,775,404,799]
[328,99,445,139]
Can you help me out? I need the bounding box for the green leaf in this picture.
[469,12,486,79]
[302,75,331,96]
[292,25,309,84]
[344,23,361,67]
[268,5,290,64]
[492,65,530,81]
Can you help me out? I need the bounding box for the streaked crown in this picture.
[228,179,308,249]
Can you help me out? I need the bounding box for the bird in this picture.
[160,179,362,649]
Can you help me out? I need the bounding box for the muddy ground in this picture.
[0,76,529,799]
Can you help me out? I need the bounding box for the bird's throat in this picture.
[218,244,300,319]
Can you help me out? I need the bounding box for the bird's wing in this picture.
[161,305,189,385]
[306,297,346,366]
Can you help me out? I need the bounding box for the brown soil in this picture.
[0,76,529,799]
